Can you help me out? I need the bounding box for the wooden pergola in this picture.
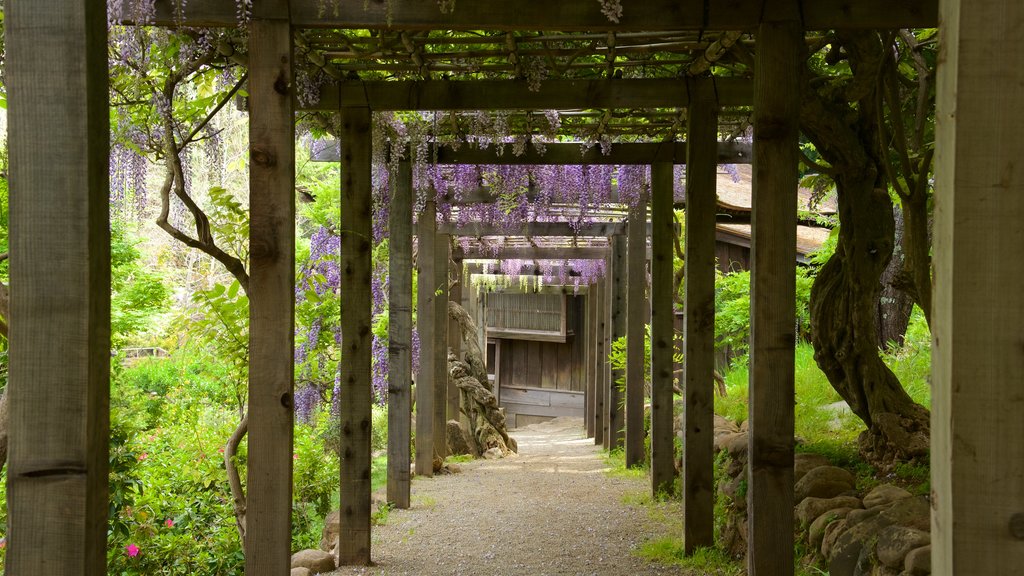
[8,0,1024,575]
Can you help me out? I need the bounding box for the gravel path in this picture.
[329,417,681,576]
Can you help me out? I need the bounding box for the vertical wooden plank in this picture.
[650,163,676,496]
[246,6,295,572]
[447,258,463,420]
[387,160,413,509]
[683,81,718,551]
[338,105,374,565]
[7,1,110,572]
[415,198,437,476]
[434,233,450,459]
[594,280,606,445]
[589,291,598,434]
[608,235,628,450]
[626,191,649,466]
[748,7,801,575]
[542,343,558,389]
[933,0,1024,572]
[528,340,543,388]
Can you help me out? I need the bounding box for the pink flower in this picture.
[0,537,6,549]
[165,518,174,528]
[137,453,148,461]
[126,544,140,557]
[293,454,299,460]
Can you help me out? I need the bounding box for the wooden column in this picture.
[246,5,295,572]
[415,198,437,476]
[447,256,462,421]
[594,277,607,446]
[338,105,374,565]
[387,160,413,509]
[607,235,628,450]
[7,2,110,572]
[625,191,649,467]
[585,284,596,438]
[683,80,718,552]
[434,233,450,459]
[650,163,676,495]
[747,6,802,575]
[933,0,1024,572]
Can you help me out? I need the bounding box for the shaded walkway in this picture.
[330,417,679,576]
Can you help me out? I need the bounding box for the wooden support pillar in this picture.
[246,6,296,572]
[7,2,110,572]
[933,0,1024,572]
[594,276,607,445]
[585,284,596,438]
[338,105,374,565]
[625,191,649,467]
[447,256,462,421]
[748,7,802,575]
[387,160,413,509]
[415,199,437,476]
[607,235,628,450]
[683,80,718,552]
[650,163,676,495]
[434,233,450,459]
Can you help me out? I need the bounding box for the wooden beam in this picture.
[387,160,413,509]
[650,163,676,495]
[447,254,463,423]
[932,0,1024,572]
[338,105,374,566]
[434,232,450,460]
[625,195,648,467]
[415,199,437,476]
[585,285,595,439]
[594,277,607,446]
[606,235,628,450]
[125,0,937,31]
[465,263,590,278]
[682,80,717,552]
[455,246,610,260]
[246,7,295,573]
[475,280,590,295]
[313,141,752,166]
[747,7,801,575]
[7,1,110,572]
[311,78,753,111]
[433,141,752,166]
[441,221,627,237]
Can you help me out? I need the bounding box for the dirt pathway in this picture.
[328,417,680,576]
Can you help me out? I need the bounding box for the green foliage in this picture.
[714,267,814,358]
[636,540,743,575]
[111,222,171,347]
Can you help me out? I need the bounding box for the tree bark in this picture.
[802,32,930,467]
[877,206,914,349]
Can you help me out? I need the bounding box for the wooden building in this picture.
[7,0,1023,574]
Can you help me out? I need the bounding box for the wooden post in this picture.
[625,190,649,467]
[933,0,1024,572]
[650,163,676,495]
[747,6,802,575]
[415,197,437,476]
[434,232,450,459]
[338,105,374,565]
[607,235,628,450]
[448,255,463,421]
[585,284,596,438]
[7,1,110,572]
[387,160,413,509]
[683,80,718,552]
[246,5,295,572]
[594,277,607,446]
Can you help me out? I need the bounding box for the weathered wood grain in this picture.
[932,0,1024,571]
[415,198,437,476]
[245,12,296,574]
[433,232,450,460]
[625,192,649,467]
[338,105,375,565]
[387,160,413,509]
[650,162,676,496]
[747,8,801,574]
[682,81,717,552]
[607,236,628,450]
[7,1,111,571]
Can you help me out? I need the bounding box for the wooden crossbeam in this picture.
[440,221,627,236]
[124,0,936,30]
[455,246,609,260]
[312,78,753,111]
